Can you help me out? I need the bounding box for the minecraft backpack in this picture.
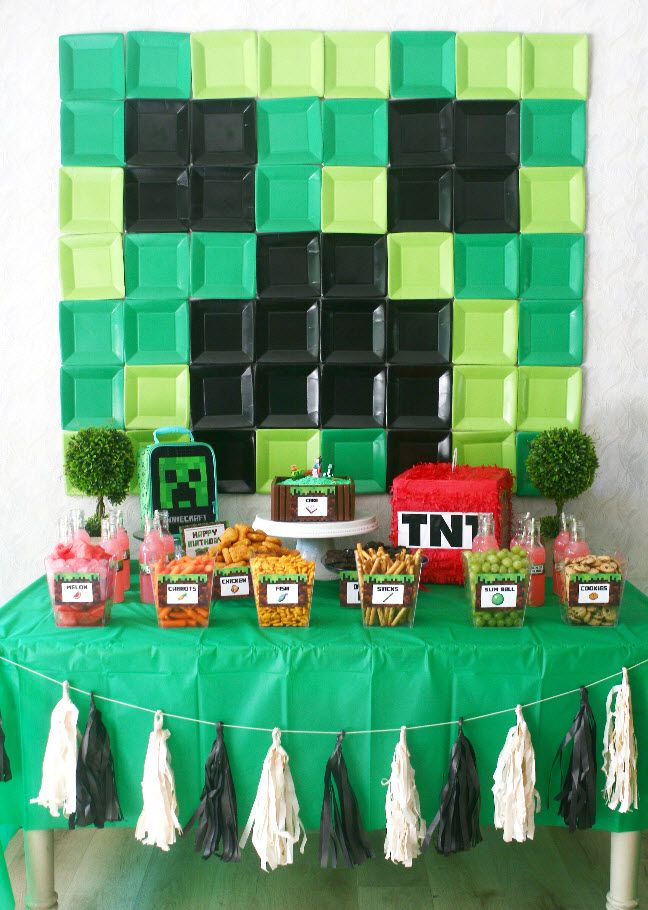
[138,427,218,535]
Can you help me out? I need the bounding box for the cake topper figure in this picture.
[311,457,322,478]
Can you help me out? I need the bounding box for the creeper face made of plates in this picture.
[158,455,209,510]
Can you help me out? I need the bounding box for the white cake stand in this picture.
[252,515,379,580]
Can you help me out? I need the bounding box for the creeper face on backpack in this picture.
[158,455,209,510]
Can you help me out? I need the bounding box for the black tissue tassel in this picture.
[551,686,597,832]
[185,722,240,861]
[319,732,374,869]
[70,695,122,829]
[0,712,12,783]
[423,719,482,856]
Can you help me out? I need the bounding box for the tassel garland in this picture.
[31,681,78,817]
[135,711,182,851]
[492,705,540,843]
[423,719,482,855]
[240,728,306,871]
[70,695,122,829]
[551,686,597,831]
[320,732,374,869]
[0,712,11,783]
[185,722,240,861]
[602,668,638,813]
[383,727,426,866]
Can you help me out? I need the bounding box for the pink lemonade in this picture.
[558,521,590,600]
[154,510,175,557]
[471,513,499,552]
[552,513,573,594]
[101,517,124,603]
[139,515,165,604]
[510,512,531,549]
[522,518,545,607]
[114,510,131,593]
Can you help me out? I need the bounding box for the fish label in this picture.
[267,583,299,605]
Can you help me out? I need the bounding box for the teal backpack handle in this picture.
[153,426,195,444]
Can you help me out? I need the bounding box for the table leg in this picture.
[606,830,641,910]
[24,830,57,910]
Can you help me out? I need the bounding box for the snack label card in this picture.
[297,496,328,517]
[397,511,479,549]
[339,571,360,606]
[364,573,415,607]
[573,572,622,606]
[215,566,251,598]
[258,573,309,608]
[182,522,226,556]
[346,581,360,604]
[158,573,207,606]
[475,573,524,611]
[54,573,100,606]
[267,583,299,604]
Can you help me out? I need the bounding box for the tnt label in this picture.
[167,583,199,605]
[397,511,479,549]
[219,575,249,597]
[267,583,299,605]
[297,496,327,517]
[372,584,405,605]
[61,582,93,604]
[578,583,610,604]
[480,585,517,609]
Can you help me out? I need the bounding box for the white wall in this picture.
[1,0,646,601]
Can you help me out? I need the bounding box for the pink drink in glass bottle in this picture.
[510,512,531,549]
[114,509,131,594]
[101,516,124,603]
[559,519,590,600]
[552,512,573,594]
[139,514,165,604]
[472,513,499,552]
[522,517,546,607]
[70,508,91,544]
[154,510,175,558]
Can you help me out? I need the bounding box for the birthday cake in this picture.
[270,459,355,522]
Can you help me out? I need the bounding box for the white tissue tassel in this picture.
[135,711,182,851]
[239,728,306,871]
[492,705,540,843]
[31,682,79,817]
[602,667,638,813]
[383,727,426,866]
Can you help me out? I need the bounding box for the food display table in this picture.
[0,575,646,910]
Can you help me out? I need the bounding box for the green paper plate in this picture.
[520,100,586,166]
[190,232,256,299]
[390,30,455,98]
[519,167,586,233]
[124,233,190,300]
[60,101,124,166]
[255,166,322,232]
[190,31,258,98]
[258,31,324,97]
[123,364,189,430]
[518,300,583,366]
[59,167,123,234]
[519,234,584,300]
[320,428,387,493]
[324,31,390,98]
[125,31,191,98]
[322,99,388,166]
[452,299,518,365]
[257,98,322,164]
[59,33,125,101]
[123,300,189,365]
[522,34,588,100]
[59,300,124,367]
[516,366,582,431]
[387,232,454,299]
[126,429,155,493]
[452,365,518,431]
[321,166,387,233]
[515,431,541,496]
[452,430,517,480]
[60,365,124,430]
[456,32,521,100]
[255,429,321,493]
[59,233,125,301]
[453,233,519,299]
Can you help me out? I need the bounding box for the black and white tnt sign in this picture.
[397,511,480,549]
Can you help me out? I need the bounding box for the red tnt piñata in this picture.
[390,463,513,584]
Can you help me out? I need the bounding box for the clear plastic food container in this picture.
[560,554,626,627]
[462,548,530,628]
[45,557,117,628]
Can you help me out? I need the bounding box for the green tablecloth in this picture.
[0,574,646,905]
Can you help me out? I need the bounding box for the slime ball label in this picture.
[578,583,610,604]
[481,584,517,609]
[167,583,199,605]
[267,583,299,604]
